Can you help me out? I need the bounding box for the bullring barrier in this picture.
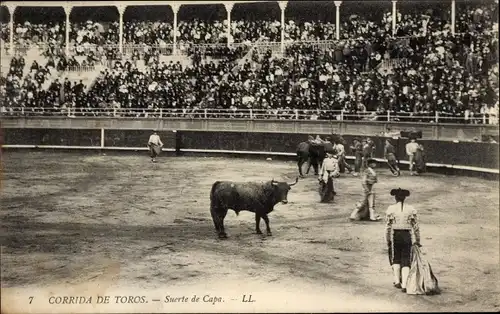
[1,117,498,178]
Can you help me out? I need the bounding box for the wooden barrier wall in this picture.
[2,128,499,171]
[1,117,498,142]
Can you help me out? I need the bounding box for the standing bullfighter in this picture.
[367,138,376,158]
[296,135,313,177]
[361,138,373,171]
[406,138,418,175]
[350,158,381,221]
[385,139,400,176]
[385,188,421,292]
[414,143,426,175]
[210,178,298,239]
[318,151,340,202]
[351,138,363,176]
[148,130,164,163]
[334,138,353,174]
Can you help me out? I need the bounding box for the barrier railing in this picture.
[122,43,175,56]
[10,43,54,56]
[1,107,498,125]
[5,27,497,57]
[1,128,498,174]
[69,43,120,55]
[7,31,499,60]
[0,38,373,58]
[379,58,410,69]
[65,65,97,72]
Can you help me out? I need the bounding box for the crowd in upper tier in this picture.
[0,1,498,124]
[1,2,496,45]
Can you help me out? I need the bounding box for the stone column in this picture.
[171,4,180,55]
[392,1,397,36]
[64,5,72,56]
[117,5,126,54]
[7,4,16,55]
[334,1,342,40]
[278,1,288,53]
[224,2,234,47]
[451,0,456,36]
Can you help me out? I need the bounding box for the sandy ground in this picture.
[1,151,499,313]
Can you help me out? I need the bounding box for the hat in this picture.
[390,188,410,198]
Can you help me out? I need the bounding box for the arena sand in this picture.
[1,151,499,313]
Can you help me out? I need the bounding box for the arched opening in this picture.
[0,6,11,43]
[0,6,9,22]
[177,4,227,44]
[396,0,451,37]
[13,7,65,46]
[232,2,281,42]
[122,6,174,45]
[340,1,391,40]
[285,1,336,41]
[69,6,119,46]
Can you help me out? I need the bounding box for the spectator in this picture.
[0,2,497,126]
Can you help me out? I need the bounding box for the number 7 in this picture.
[29,297,33,304]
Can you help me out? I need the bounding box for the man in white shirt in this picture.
[405,139,419,175]
[334,139,353,174]
[318,151,340,202]
[489,103,498,125]
[148,130,163,163]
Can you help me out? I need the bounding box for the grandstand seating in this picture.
[0,1,498,125]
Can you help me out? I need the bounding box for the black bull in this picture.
[210,178,299,239]
[296,142,326,177]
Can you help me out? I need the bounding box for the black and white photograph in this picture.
[0,0,499,312]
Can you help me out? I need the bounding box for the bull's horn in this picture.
[289,177,299,186]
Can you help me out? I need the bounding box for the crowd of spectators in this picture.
[2,2,492,47]
[456,1,498,34]
[9,21,65,46]
[1,23,9,42]
[2,56,58,113]
[0,54,96,116]
[0,2,498,124]
[0,3,496,48]
[0,2,496,46]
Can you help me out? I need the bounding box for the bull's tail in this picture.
[210,181,221,205]
[210,182,220,232]
[210,181,224,218]
[209,181,228,237]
